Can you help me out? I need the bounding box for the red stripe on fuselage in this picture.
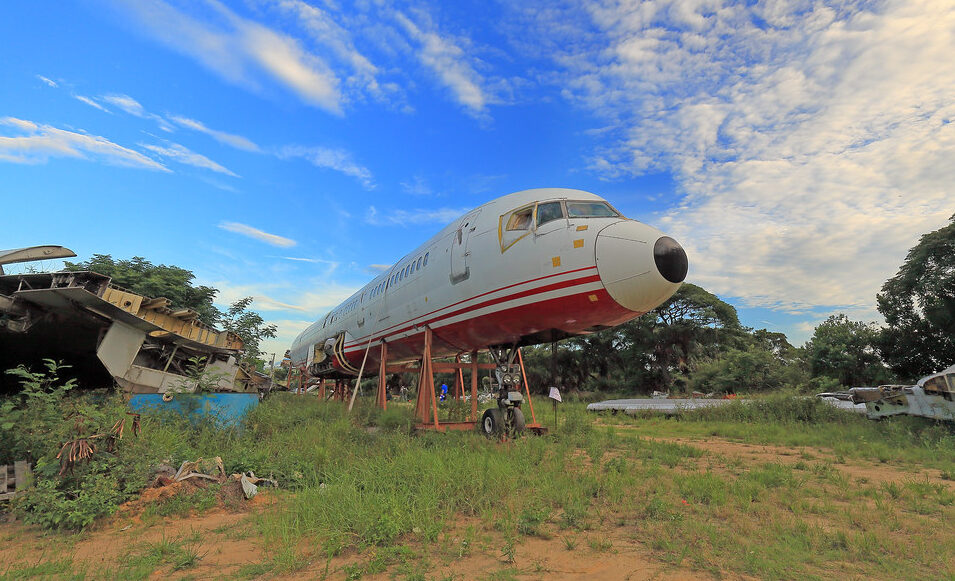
[329,286,637,373]
[345,270,602,352]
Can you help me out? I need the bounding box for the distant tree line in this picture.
[522,213,955,395]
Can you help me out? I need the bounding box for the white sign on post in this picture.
[548,387,562,402]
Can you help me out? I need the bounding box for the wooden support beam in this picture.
[432,362,497,372]
[470,350,478,421]
[414,327,439,427]
[517,348,538,425]
[376,341,388,410]
[452,354,464,401]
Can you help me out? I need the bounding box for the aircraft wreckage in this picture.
[819,365,955,422]
[0,246,265,394]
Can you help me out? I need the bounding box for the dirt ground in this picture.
[2,435,948,580]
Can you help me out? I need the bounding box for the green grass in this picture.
[3,392,955,580]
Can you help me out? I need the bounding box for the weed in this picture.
[561,536,578,550]
[588,536,614,552]
[516,505,549,538]
[677,472,727,506]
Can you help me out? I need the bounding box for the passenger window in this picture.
[536,202,564,227]
[417,257,422,270]
[424,252,429,266]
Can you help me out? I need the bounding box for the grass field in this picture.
[2,393,954,580]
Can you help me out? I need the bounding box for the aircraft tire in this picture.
[510,407,526,435]
[481,408,503,437]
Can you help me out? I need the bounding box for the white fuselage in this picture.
[289,188,687,375]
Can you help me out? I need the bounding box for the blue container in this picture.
[128,392,259,426]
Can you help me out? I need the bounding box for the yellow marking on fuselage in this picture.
[552,256,561,267]
[576,225,588,231]
[573,239,584,248]
[588,294,598,302]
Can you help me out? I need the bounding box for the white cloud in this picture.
[141,142,238,176]
[168,115,260,152]
[0,117,168,171]
[36,75,58,88]
[270,0,382,99]
[280,145,374,189]
[214,281,356,314]
[400,175,433,196]
[219,221,296,247]
[537,0,955,315]
[74,95,110,112]
[101,93,173,131]
[368,264,392,272]
[101,93,146,117]
[110,0,342,114]
[365,205,467,226]
[394,11,488,114]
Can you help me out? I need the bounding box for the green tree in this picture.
[877,214,955,380]
[220,297,278,363]
[623,283,745,392]
[804,314,892,387]
[64,254,220,326]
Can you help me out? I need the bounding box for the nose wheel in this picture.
[481,406,526,438]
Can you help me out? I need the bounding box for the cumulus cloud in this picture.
[280,145,374,189]
[219,221,296,247]
[109,0,342,113]
[394,11,488,114]
[141,142,238,176]
[0,117,168,171]
[269,0,383,99]
[533,0,955,317]
[168,115,260,152]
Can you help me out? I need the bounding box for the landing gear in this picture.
[481,408,502,436]
[480,344,526,438]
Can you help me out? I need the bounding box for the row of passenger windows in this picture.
[369,251,430,299]
[327,297,359,326]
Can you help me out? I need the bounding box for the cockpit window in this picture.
[566,201,619,218]
[505,206,533,231]
[536,201,564,227]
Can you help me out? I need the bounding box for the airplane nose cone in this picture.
[595,221,686,313]
[653,236,688,284]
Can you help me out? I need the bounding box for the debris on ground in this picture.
[237,472,278,499]
[0,462,32,501]
[174,457,226,483]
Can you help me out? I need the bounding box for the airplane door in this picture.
[450,209,481,284]
[378,271,394,323]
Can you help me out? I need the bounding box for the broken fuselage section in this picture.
[819,365,955,422]
[0,269,262,394]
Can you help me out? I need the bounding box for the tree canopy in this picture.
[804,314,892,387]
[877,214,955,380]
[64,254,275,363]
[64,254,220,326]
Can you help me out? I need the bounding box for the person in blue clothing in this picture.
[440,383,448,401]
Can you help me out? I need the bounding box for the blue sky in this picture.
[2,0,953,358]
